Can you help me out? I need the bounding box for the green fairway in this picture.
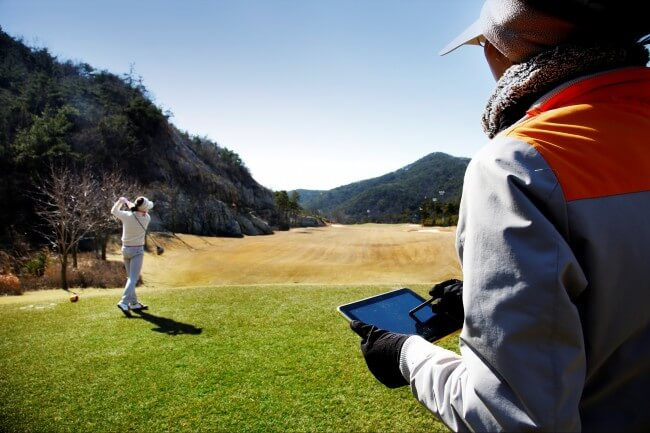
[0,285,458,433]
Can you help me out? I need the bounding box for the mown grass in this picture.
[0,284,458,433]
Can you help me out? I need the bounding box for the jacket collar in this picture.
[526,67,650,117]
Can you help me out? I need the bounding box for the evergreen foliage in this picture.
[274,190,303,230]
[296,152,469,224]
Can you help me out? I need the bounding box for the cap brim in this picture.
[438,18,485,56]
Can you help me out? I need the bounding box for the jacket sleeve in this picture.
[399,136,588,432]
[111,199,130,221]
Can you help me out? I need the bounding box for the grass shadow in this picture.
[132,310,203,335]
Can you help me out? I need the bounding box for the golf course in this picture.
[0,224,462,433]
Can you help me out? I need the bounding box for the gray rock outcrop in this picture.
[248,212,273,234]
[137,127,280,237]
[235,215,262,236]
[292,216,327,228]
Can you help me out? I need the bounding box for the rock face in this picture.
[233,213,272,236]
[292,216,327,228]
[132,126,280,237]
[151,195,241,236]
[248,213,274,234]
[235,215,259,236]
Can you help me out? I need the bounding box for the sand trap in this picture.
[417,228,441,233]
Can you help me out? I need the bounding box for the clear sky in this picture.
[1,0,494,191]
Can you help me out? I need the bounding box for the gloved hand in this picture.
[350,320,410,388]
[118,196,128,204]
[429,279,464,325]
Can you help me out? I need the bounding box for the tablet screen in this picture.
[338,288,450,340]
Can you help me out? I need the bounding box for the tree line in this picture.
[274,190,302,229]
[418,199,460,227]
[34,165,138,290]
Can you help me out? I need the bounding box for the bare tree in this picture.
[91,169,140,260]
[35,165,102,290]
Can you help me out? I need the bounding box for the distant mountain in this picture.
[293,189,326,205]
[294,152,469,223]
[0,28,280,245]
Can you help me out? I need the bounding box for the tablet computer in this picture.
[337,288,460,342]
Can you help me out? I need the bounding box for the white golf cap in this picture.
[130,196,154,211]
[140,198,154,211]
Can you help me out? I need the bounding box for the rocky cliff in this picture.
[134,125,278,237]
[0,28,279,243]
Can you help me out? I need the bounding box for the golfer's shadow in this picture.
[132,310,202,336]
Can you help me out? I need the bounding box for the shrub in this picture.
[21,252,131,291]
[22,249,48,276]
[0,273,22,295]
[0,251,12,274]
[42,253,127,289]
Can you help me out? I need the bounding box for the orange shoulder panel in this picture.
[505,68,650,202]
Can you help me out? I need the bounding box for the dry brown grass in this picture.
[0,224,461,304]
[135,224,462,288]
[20,253,127,291]
[0,274,22,295]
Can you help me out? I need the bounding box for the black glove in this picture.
[350,320,410,388]
[429,279,464,325]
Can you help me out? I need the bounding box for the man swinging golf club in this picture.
[111,196,154,317]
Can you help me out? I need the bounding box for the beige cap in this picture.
[439,0,574,62]
[441,1,650,62]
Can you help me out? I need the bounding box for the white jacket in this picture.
[111,201,150,247]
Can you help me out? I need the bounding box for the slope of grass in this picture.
[0,284,459,433]
[141,225,461,288]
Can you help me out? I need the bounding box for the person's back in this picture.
[511,68,650,430]
[111,204,151,247]
[464,65,650,431]
[349,1,650,431]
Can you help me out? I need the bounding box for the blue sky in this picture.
[1,0,494,190]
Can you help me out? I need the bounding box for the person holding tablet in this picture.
[350,1,650,431]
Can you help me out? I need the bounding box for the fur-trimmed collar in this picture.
[482,43,649,139]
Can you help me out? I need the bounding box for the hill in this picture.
[295,152,469,223]
[292,189,326,206]
[0,27,279,247]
